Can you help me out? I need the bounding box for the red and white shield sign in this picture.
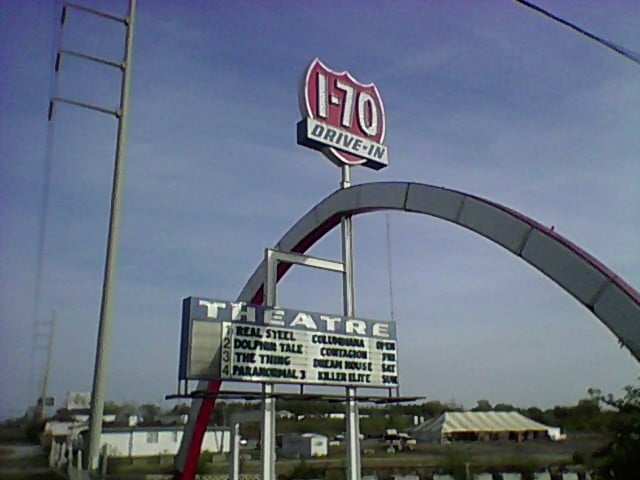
[298,58,388,170]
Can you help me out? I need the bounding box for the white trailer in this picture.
[282,433,328,458]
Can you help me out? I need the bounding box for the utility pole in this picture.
[34,311,56,421]
[86,0,136,470]
[39,311,56,420]
[48,0,137,471]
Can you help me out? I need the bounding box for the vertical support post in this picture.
[260,383,276,480]
[67,447,73,476]
[87,0,136,471]
[100,447,108,476]
[261,248,277,480]
[49,441,57,467]
[346,387,360,477]
[229,422,241,480]
[341,165,361,480]
[265,248,277,308]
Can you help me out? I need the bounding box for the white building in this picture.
[92,426,230,457]
[324,412,345,420]
[282,433,328,458]
[159,413,189,425]
[276,410,295,420]
[41,421,86,448]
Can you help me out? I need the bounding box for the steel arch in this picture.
[176,181,640,478]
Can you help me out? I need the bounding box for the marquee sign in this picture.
[66,392,91,410]
[297,58,388,170]
[179,297,399,388]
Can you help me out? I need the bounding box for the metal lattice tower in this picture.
[31,311,56,420]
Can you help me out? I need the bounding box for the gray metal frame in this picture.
[177,181,640,479]
[261,247,355,479]
[237,182,640,361]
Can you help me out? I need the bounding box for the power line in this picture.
[514,0,640,66]
[385,213,396,324]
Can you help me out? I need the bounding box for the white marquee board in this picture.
[179,297,399,388]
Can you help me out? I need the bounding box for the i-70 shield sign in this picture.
[297,58,388,170]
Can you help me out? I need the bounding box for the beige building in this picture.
[412,411,563,444]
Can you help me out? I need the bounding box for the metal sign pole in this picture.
[228,410,262,480]
[261,249,277,480]
[260,383,276,479]
[341,165,361,480]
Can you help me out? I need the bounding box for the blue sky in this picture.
[1,1,638,419]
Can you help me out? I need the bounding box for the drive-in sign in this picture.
[297,58,388,170]
[179,297,399,388]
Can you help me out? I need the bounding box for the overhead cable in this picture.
[514,0,640,66]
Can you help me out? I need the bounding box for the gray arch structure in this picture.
[177,181,640,477]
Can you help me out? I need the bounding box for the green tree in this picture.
[471,399,492,412]
[118,402,138,416]
[419,400,451,417]
[170,402,191,415]
[139,403,161,424]
[588,380,640,480]
[25,418,46,444]
[522,406,544,422]
[103,401,120,415]
[361,412,388,437]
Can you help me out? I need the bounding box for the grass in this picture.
[0,454,49,469]
[77,439,591,478]
[0,473,65,480]
[0,428,29,445]
[0,445,49,470]
[108,447,575,474]
[191,450,574,478]
[0,446,15,457]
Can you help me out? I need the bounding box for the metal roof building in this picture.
[412,411,558,444]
